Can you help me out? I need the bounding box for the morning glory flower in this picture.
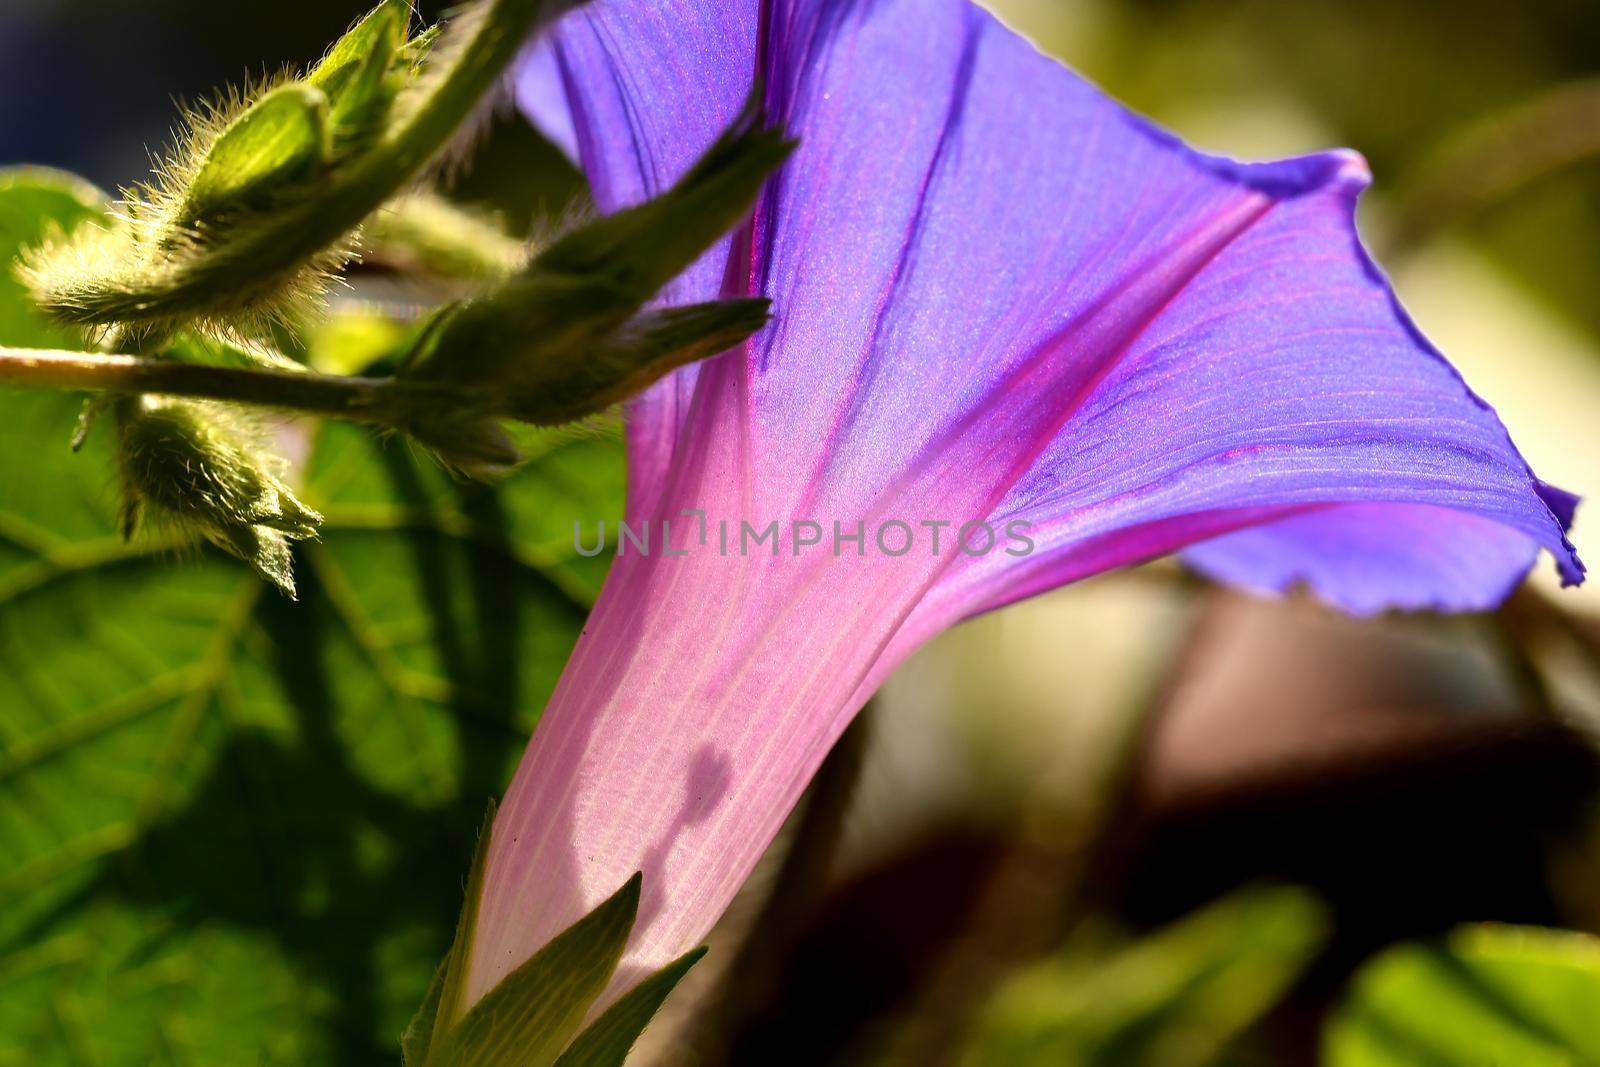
[462,0,1584,1005]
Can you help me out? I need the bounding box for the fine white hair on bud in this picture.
[115,397,322,598]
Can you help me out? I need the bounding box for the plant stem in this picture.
[0,345,443,425]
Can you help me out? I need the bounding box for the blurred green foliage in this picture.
[959,885,1329,1067]
[1325,924,1600,1066]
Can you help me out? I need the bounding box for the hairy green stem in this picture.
[0,346,449,425]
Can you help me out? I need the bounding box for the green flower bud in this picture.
[116,397,322,597]
[364,193,528,280]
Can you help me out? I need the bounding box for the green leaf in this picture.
[184,84,332,224]
[306,310,412,376]
[426,875,641,1067]
[1324,924,1600,1066]
[959,884,1329,1067]
[553,948,708,1067]
[0,392,623,1065]
[0,190,626,1062]
[0,168,106,347]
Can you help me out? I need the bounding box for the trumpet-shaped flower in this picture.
[465,0,1584,1004]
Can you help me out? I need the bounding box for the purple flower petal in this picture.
[479,0,1584,1006]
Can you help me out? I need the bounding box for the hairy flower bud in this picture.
[176,84,333,234]
[22,0,581,338]
[116,397,322,597]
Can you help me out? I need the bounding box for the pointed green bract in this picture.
[308,0,411,92]
[425,874,643,1067]
[553,949,708,1067]
[310,1,411,147]
[182,84,332,227]
[534,92,793,306]
[1324,924,1600,1066]
[404,958,453,1067]
[328,33,401,147]
[403,24,444,70]
[431,802,499,1046]
[507,298,772,426]
[403,808,494,1067]
[395,100,790,425]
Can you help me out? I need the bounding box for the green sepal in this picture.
[403,24,444,70]
[182,84,332,228]
[505,298,771,426]
[426,801,498,1050]
[424,874,643,1067]
[309,1,411,148]
[400,411,524,480]
[403,956,452,1066]
[553,948,708,1067]
[534,91,792,305]
[396,95,789,424]
[308,0,411,91]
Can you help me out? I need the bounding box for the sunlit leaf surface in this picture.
[0,171,624,1066]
